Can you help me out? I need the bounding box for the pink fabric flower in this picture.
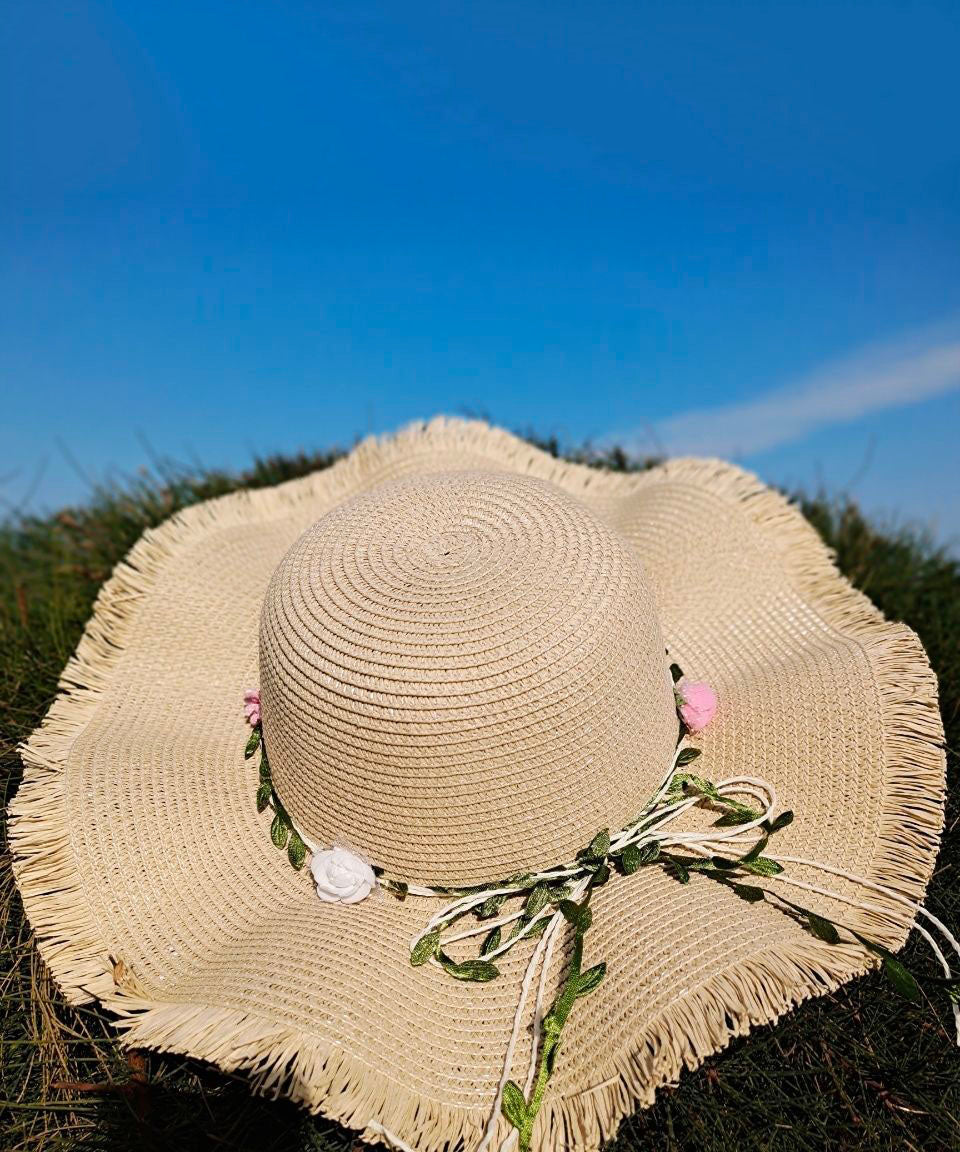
[677,680,717,733]
[243,689,261,727]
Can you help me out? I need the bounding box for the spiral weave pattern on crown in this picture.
[259,471,678,885]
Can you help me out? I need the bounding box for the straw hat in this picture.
[11,418,947,1152]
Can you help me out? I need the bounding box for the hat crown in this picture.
[259,470,678,885]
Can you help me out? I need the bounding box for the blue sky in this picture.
[2,1,959,545]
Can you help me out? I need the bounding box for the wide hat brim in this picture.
[11,418,945,1152]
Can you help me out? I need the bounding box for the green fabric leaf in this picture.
[559,900,593,933]
[740,835,769,865]
[579,828,611,862]
[258,753,271,784]
[576,963,607,998]
[476,894,508,920]
[509,913,550,942]
[526,917,549,939]
[244,727,261,758]
[287,831,307,871]
[883,955,921,1002]
[636,841,661,865]
[665,858,690,884]
[713,807,762,827]
[272,794,291,827]
[741,856,784,877]
[619,843,642,874]
[675,747,702,767]
[591,863,610,887]
[410,930,441,966]
[675,773,715,800]
[438,954,500,982]
[806,912,840,944]
[270,812,289,849]
[501,1080,528,1131]
[766,809,795,834]
[524,883,550,918]
[481,926,502,956]
[255,781,272,813]
[715,834,771,871]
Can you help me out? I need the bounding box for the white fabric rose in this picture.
[310,847,376,904]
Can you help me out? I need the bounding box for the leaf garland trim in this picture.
[247,724,306,871]
[242,659,958,1152]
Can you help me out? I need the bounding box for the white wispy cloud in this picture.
[628,326,960,459]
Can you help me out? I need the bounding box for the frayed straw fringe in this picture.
[110,1001,492,1152]
[9,418,947,1152]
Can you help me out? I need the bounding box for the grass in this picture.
[1,439,957,1151]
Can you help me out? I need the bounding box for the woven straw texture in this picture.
[261,470,678,885]
[10,418,946,1152]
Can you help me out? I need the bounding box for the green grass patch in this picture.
[1,442,957,1151]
